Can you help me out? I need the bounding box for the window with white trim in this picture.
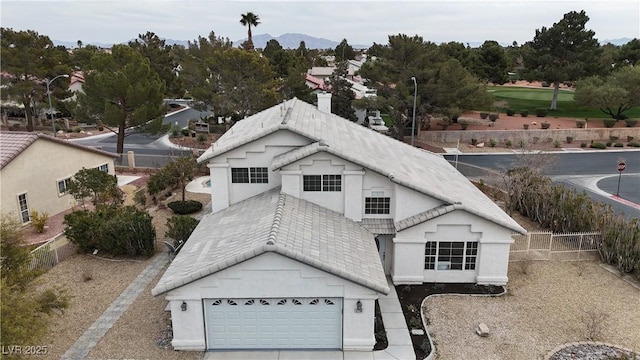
[424,241,478,270]
[303,175,342,192]
[231,167,268,184]
[57,177,72,195]
[17,193,29,223]
[365,197,390,214]
[96,164,109,173]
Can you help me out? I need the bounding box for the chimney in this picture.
[317,92,332,114]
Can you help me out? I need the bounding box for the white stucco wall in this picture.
[392,210,514,285]
[0,139,114,221]
[394,185,444,222]
[164,252,380,351]
[362,171,394,219]
[207,130,310,213]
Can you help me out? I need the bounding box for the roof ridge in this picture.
[266,193,287,245]
[395,203,462,231]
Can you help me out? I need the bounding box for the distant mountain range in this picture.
[52,34,633,50]
[52,33,370,50]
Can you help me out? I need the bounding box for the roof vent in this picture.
[318,140,329,147]
[388,173,395,180]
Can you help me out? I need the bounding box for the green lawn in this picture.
[488,86,640,119]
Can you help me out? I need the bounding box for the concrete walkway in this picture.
[204,278,416,360]
[61,254,169,360]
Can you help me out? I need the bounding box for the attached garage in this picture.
[204,297,342,350]
[152,190,389,352]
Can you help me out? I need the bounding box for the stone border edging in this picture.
[543,341,639,360]
[419,287,507,360]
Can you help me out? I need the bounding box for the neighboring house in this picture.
[0,132,117,224]
[152,95,526,352]
[304,74,329,94]
[68,71,85,95]
[306,66,335,81]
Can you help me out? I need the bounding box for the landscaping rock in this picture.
[476,322,490,337]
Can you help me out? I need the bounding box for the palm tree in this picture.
[239,12,260,49]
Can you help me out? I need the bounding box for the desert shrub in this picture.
[523,124,529,130]
[181,128,190,137]
[73,126,82,133]
[196,133,208,143]
[171,128,181,137]
[627,142,640,147]
[628,136,635,141]
[535,108,547,117]
[566,136,573,144]
[520,110,528,117]
[479,112,489,119]
[408,316,422,329]
[541,81,550,87]
[606,141,613,147]
[168,200,203,215]
[471,138,478,146]
[506,109,515,116]
[580,142,587,148]
[489,139,497,147]
[541,122,551,129]
[576,119,586,128]
[64,206,155,257]
[517,139,525,148]
[165,215,200,246]
[590,143,606,149]
[603,119,616,128]
[609,135,619,142]
[133,189,147,206]
[29,210,49,233]
[488,113,499,121]
[614,143,624,147]
[624,119,638,127]
[505,139,512,147]
[553,140,561,148]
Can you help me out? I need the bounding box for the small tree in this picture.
[1,215,69,349]
[574,66,640,119]
[148,156,198,202]
[67,168,123,208]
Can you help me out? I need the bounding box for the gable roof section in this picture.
[395,204,463,231]
[198,98,526,234]
[0,132,117,170]
[152,188,390,296]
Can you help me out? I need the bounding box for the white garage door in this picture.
[204,298,342,350]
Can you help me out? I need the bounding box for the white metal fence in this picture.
[29,234,76,271]
[510,231,601,261]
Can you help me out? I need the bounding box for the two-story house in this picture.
[152,96,526,352]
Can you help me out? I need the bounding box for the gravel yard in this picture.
[31,180,210,359]
[424,260,640,360]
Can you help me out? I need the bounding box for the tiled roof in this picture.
[0,132,117,170]
[197,98,526,234]
[395,204,462,231]
[358,218,396,235]
[152,189,390,296]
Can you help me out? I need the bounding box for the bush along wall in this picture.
[504,167,640,280]
[64,206,156,257]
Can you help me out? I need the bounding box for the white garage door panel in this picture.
[205,298,342,350]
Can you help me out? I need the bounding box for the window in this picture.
[365,197,390,214]
[231,168,249,183]
[57,178,72,195]
[231,168,268,184]
[303,175,321,191]
[250,167,268,184]
[424,241,478,270]
[303,175,342,192]
[96,164,109,173]
[17,193,29,223]
[322,175,341,191]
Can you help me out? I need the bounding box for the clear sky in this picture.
[1,0,638,46]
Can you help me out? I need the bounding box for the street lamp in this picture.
[410,76,417,146]
[46,74,69,137]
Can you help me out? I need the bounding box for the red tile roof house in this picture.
[0,132,117,243]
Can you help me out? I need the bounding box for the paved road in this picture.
[445,151,640,218]
[72,106,210,167]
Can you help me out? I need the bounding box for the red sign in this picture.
[617,162,626,172]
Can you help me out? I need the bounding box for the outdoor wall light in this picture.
[181,301,187,311]
[355,300,363,313]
